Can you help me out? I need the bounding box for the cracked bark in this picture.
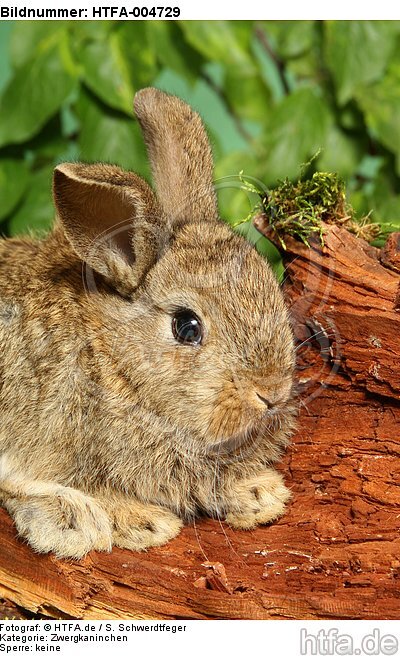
[0,223,399,620]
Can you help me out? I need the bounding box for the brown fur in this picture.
[0,88,297,558]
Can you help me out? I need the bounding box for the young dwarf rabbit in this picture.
[0,88,297,558]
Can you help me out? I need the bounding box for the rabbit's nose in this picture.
[256,393,273,409]
[253,386,290,410]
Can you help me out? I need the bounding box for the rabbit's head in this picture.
[53,88,296,455]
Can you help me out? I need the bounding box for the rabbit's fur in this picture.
[0,88,297,558]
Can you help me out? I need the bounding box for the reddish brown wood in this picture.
[381,232,400,273]
[253,218,400,399]
[0,222,399,620]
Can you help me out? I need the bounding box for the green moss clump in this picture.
[236,170,383,250]
[258,171,381,249]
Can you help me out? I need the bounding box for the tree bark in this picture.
[0,223,399,620]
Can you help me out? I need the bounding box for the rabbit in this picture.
[0,88,297,559]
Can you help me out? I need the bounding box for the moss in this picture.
[237,171,383,250]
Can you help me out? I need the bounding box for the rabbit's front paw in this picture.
[111,501,183,551]
[6,489,112,559]
[224,469,291,530]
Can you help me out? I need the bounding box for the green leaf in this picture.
[214,150,266,224]
[355,61,400,174]
[79,33,135,115]
[23,115,78,167]
[258,21,316,59]
[75,90,148,175]
[339,105,364,130]
[318,124,362,179]
[356,155,385,180]
[0,41,76,148]
[10,21,68,68]
[146,22,202,82]
[281,39,324,91]
[223,70,271,122]
[116,23,158,90]
[365,171,400,225]
[0,23,13,93]
[0,159,29,221]
[262,88,331,184]
[180,21,254,74]
[348,160,400,229]
[324,21,399,105]
[251,36,286,103]
[77,22,156,116]
[73,21,114,41]
[374,195,400,227]
[8,166,54,237]
[347,189,370,218]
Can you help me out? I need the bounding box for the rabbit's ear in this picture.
[53,162,161,296]
[134,87,219,225]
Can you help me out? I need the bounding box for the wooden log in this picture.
[254,218,400,400]
[0,223,399,620]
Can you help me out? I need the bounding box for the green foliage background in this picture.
[1,20,400,265]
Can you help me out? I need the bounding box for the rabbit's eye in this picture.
[172,310,203,346]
